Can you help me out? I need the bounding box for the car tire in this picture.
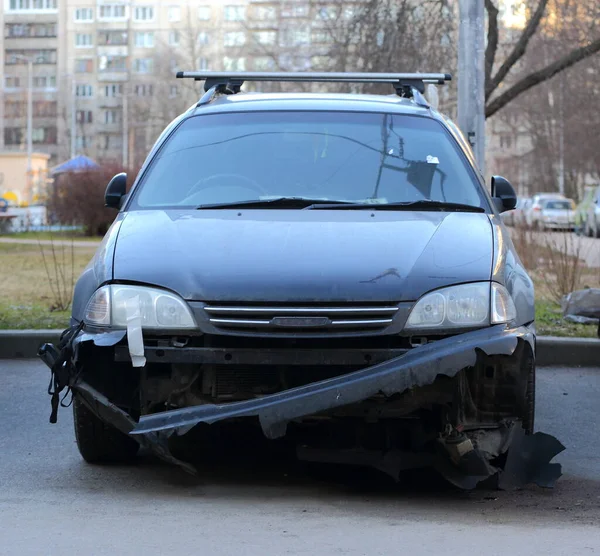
[73,397,140,463]
[523,362,536,435]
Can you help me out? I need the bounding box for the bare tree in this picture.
[485,0,600,118]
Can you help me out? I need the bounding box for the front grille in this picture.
[204,304,398,333]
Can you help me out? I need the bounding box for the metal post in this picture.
[458,0,486,176]
[71,78,77,159]
[122,90,128,168]
[26,59,33,202]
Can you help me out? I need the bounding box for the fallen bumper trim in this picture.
[130,325,530,439]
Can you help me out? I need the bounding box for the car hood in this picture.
[113,209,494,302]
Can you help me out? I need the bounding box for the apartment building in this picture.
[1,0,68,165]
[3,0,447,167]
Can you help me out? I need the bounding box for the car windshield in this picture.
[132,111,488,209]
[544,200,572,210]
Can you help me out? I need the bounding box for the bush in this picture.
[47,163,139,236]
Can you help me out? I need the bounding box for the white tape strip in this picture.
[125,295,146,367]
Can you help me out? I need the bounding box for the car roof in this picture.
[189,91,437,119]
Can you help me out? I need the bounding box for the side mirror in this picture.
[104,173,127,209]
[491,176,517,213]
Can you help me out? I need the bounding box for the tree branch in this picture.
[485,36,600,118]
[484,0,499,95]
[486,0,549,100]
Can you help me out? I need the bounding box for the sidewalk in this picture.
[0,237,100,248]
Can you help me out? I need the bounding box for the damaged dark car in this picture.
[40,71,564,490]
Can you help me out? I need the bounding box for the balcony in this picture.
[97,46,129,57]
[97,96,124,108]
[97,71,129,82]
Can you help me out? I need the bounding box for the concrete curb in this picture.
[0,330,62,359]
[0,329,598,366]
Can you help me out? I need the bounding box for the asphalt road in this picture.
[1,360,600,555]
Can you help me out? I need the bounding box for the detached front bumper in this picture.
[40,323,564,489]
[128,325,533,439]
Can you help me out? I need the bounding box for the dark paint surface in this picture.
[110,209,494,303]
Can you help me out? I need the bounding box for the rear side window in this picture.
[132,111,488,209]
[544,200,571,210]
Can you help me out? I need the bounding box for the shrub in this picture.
[47,163,139,236]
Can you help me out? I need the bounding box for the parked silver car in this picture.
[584,185,600,238]
[525,192,567,229]
[537,198,576,230]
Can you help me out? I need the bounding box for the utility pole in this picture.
[122,90,128,168]
[71,78,77,159]
[14,55,34,202]
[26,58,33,202]
[458,0,486,177]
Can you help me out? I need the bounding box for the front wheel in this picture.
[73,397,140,463]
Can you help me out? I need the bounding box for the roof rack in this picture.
[176,71,452,108]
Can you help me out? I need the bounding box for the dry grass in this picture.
[0,243,96,328]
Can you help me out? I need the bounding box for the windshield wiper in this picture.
[306,200,486,213]
[196,197,355,210]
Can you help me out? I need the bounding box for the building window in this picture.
[5,23,57,37]
[280,27,310,47]
[223,57,246,71]
[254,5,276,20]
[133,6,154,21]
[103,111,119,126]
[75,84,93,97]
[312,30,333,44]
[33,75,56,88]
[224,5,245,21]
[167,5,180,21]
[75,136,91,149]
[4,101,23,117]
[74,8,93,21]
[311,55,332,69]
[315,6,337,21]
[32,127,57,144]
[76,110,93,123]
[168,30,180,46]
[253,56,276,71]
[224,31,245,47]
[197,5,211,20]
[75,58,94,73]
[4,128,23,145]
[253,31,276,46]
[75,33,93,47]
[133,58,153,74]
[98,55,127,72]
[98,30,128,45]
[6,50,57,64]
[104,84,123,97]
[281,3,308,17]
[196,57,209,70]
[343,6,358,20]
[4,76,21,89]
[7,0,57,12]
[134,84,153,97]
[33,101,57,117]
[103,109,122,124]
[100,134,122,150]
[197,32,209,45]
[279,54,310,71]
[98,4,127,20]
[134,31,154,48]
[169,85,179,98]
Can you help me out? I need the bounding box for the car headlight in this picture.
[405,282,516,330]
[84,285,197,329]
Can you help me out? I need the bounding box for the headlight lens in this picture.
[84,285,196,329]
[405,282,516,330]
